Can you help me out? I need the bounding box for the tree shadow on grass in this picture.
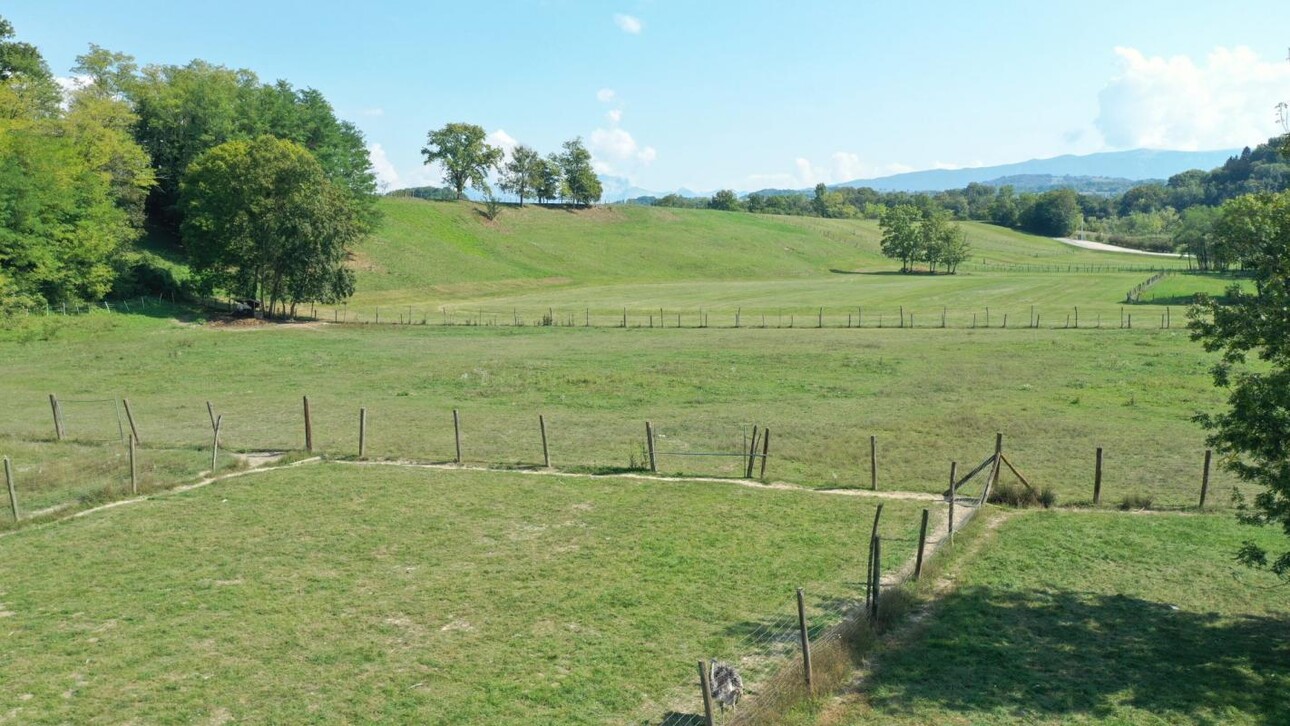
[864,586,1290,724]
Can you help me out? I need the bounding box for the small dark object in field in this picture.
[709,659,743,712]
[1118,493,1153,510]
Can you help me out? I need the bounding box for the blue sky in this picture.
[7,1,1290,195]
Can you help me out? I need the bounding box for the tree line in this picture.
[418,122,603,209]
[0,16,378,314]
[646,138,1290,271]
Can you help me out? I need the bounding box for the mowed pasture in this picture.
[0,310,1244,519]
[826,511,1290,725]
[0,464,923,724]
[337,200,1190,326]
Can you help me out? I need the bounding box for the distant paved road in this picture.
[1054,237,1184,258]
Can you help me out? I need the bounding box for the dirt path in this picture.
[814,508,1017,726]
[1053,236,1183,258]
[332,459,945,501]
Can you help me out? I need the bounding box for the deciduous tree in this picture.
[1190,190,1290,577]
[557,137,601,207]
[180,136,363,316]
[421,122,502,200]
[498,144,541,206]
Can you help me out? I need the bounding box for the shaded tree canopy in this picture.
[1190,189,1290,576]
[180,135,363,316]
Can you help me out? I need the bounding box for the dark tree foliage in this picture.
[1189,190,1290,577]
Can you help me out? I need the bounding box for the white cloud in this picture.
[486,129,519,155]
[596,88,617,103]
[751,154,918,189]
[613,13,643,34]
[366,143,400,192]
[589,127,657,167]
[360,108,384,117]
[54,75,90,94]
[1096,45,1290,150]
[606,108,623,124]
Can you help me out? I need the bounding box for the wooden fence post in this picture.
[697,661,715,726]
[797,588,813,689]
[129,437,138,495]
[358,408,367,459]
[753,428,763,479]
[645,421,657,473]
[453,409,462,464]
[1200,449,1212,508]
[870,536,882,621]
[914,508,930,580]
[745,426,759,479]
[49,394,65,441]
[1094,447,1104,505]
[870,435,878,491]
[539,415,551,468]
[865,503,884,610]
[211,414,222,471]
[206,400,217,431]
[948,461,957,543]
[4,456,18,521]
[122,398,140,445]
[303,396,313,453]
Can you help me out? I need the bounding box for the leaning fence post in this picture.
[4,456,19,521]
[870,536,882,621]
[129,437,138,495]
[745,426,759,479]
[303,396,314,453]
[452,409,462,464]
[537,415,551,468]
[122,398,141,445]
[1094,447,1104,505]
[358,408,367,459]
[865,503,884,610]
[645,421,657,473]
[697,660,716,726]
[211,414,223,471]
[914,508,930,580]
[1200,449,1212,508]
[870,434,878,490]
[797,588,814,689]
[753,428,763,479]
[206,400,217,431]
[948,461,957,543]
[49,394,65,441]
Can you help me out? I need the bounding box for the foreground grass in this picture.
[830,511,1289,725]
[0,464,920,724]
[0,312,1244,509]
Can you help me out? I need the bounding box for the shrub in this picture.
[988,481,1056,508]
[1118,493,1154,510]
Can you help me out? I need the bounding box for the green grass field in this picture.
[0,310,1247,518]
[0,463,922,724]
[1,199,1278,724]
[335,200,1190,326]
[829,511,1289,725]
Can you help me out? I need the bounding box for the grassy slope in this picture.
[0,312,1246,512]
[0,464,919,724]
[348,200,1190,314]
[833,511,1289,725]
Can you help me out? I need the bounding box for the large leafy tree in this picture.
[557,137,602,207]
[0,18,152,308]
[535,155,562,204]
[498,144,541,206]
[180,136,363,316]
[878,204,923,272]
[421,122,502,200]
[1190,190,1290,576]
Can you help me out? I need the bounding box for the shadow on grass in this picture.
[865,586,1290,723]
[659,713,706,725]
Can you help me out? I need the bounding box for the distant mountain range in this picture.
[599,147,1244,202]
[829,148,1240,193]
